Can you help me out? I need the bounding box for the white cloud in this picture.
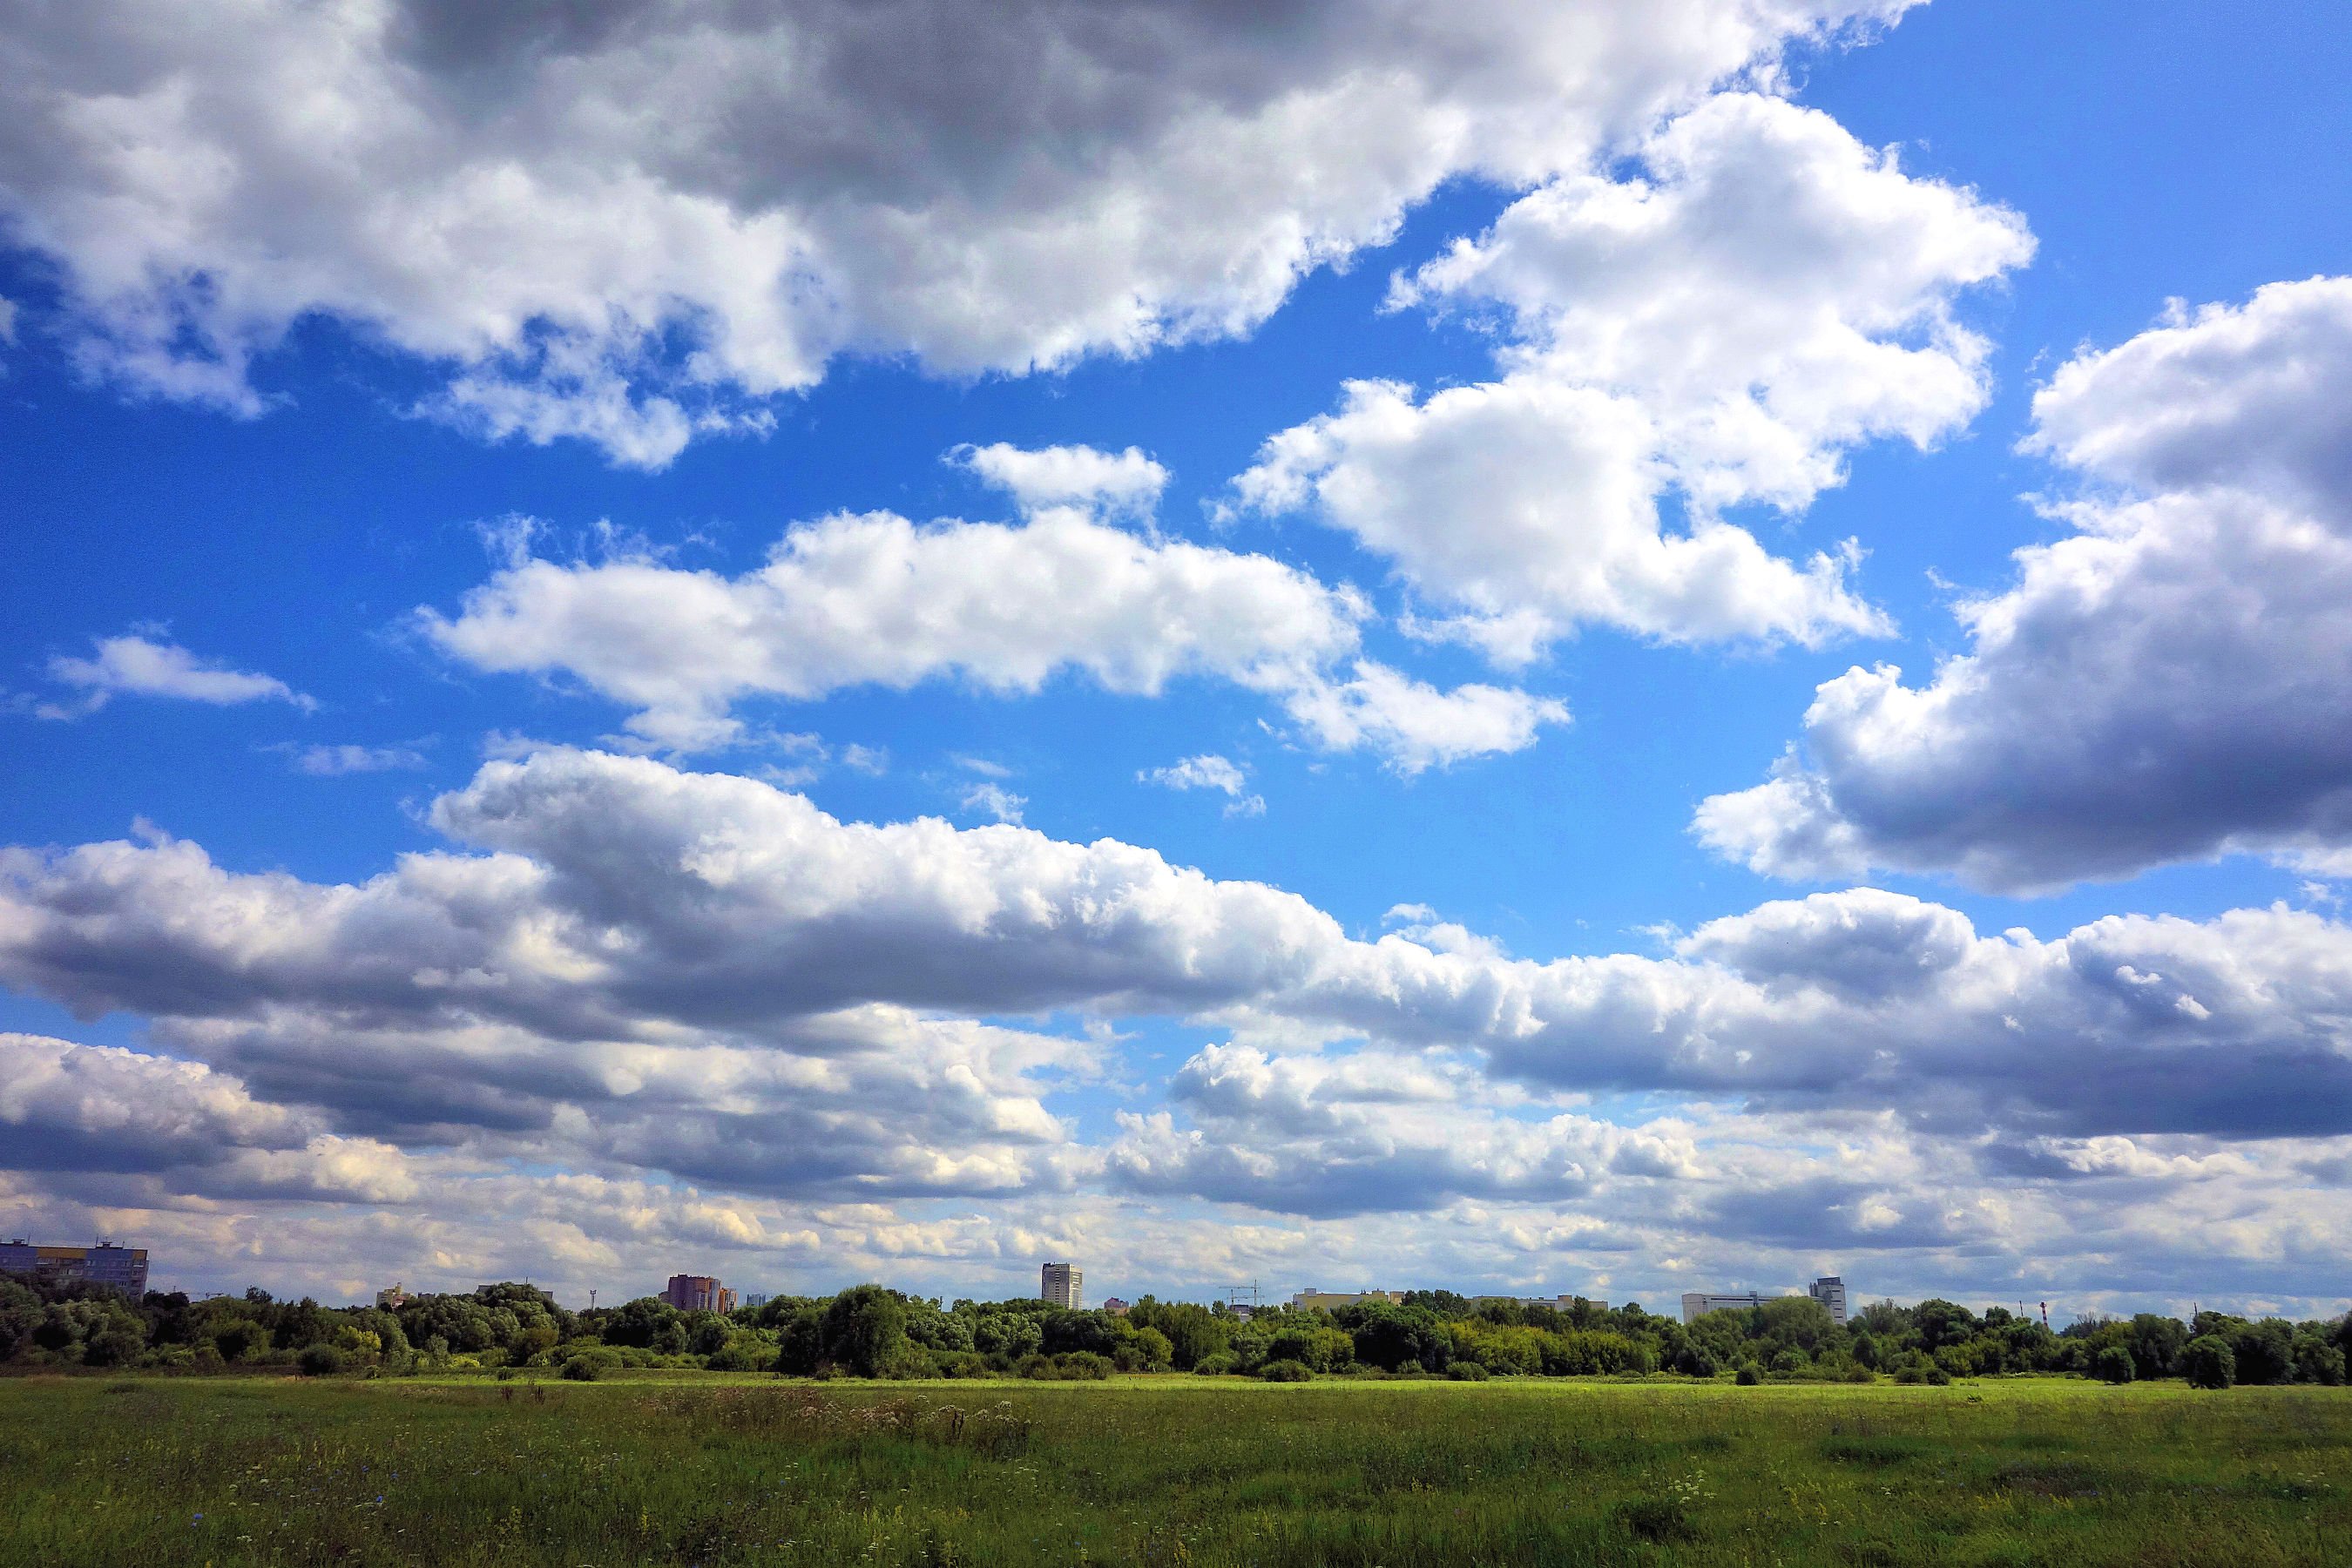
[39,633,314,718]
[960,782,1029,825]
[1278,660,1567,774]
[0,0,1907,465]
[2,763,2349,1307]
[1231,93,2030,661]
[1141,754,1247,795]
[274,741,430,775]
[953,443,1168,519]
[1142,754,1267,817]
[420,459,1563,769]
[4,749,2349,1152]
[0,1033,416,1202]
[1698,277,2352,890]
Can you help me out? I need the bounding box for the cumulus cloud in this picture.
[1,764,2348,1307]
[4,749,2349,1152]
[1105,1042,1696,1217]
[419,451,1564,768]
[953,443,1168,518]
[37,633,314,718]
[0,0,1906,465]
[1231,93,2030,661]
[0,1033,416,1202]
[1697,277,2352,890]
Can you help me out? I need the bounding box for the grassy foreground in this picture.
[0,1375,2346,1566]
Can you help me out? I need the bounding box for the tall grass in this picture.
[0,1375,2344,1565]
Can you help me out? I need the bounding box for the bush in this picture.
[1259,1359,1313,1382]
[1058,1352,1113,1381]
[2181,1335,2236,1390]
[1193,1353,1240,1376]
[935,1351,992,1379]
[1734,1362,1761,1385]
[1445,1362,1489,1382]
[561,1348,620,1382]
[2094,1345,2135,1385]
[296,1343,344,1377]
[703,1339,764,1373]
[1017,1353,1059,1380]
[1923,1365,1952,1387]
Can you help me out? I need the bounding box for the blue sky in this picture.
[2,0,2349,1319]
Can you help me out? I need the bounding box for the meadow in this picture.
[0,1373,2345,1567]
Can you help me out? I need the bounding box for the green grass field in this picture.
[0,1374,2345,1566]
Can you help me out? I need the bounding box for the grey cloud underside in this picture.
[1698,277,2352,891]
[3,751,2349,1175]
[0,0,1906,465]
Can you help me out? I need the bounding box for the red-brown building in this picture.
[662,1274,735,1313]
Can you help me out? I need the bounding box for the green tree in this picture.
[2180,1335,2235,1390]
[2093,1345,2135,1384]
[2126,1315,2186,1381]
[821,1285,912,1377]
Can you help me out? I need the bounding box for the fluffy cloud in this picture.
[419,449,1563,767]
[6,749,2349,1152]
[1231,93,2031,661]
[0,0,1904,465]
[37,633,313,718]
[1,758,2348,1307]
[1,751,2345,1308]
[1697,277,2352,890]
[0,1033,416,1201]
[953,443,1168,518]
[1141,754,1247,795]
[1105,1043,1696,1217]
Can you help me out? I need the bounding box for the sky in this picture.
[1,0,2349,1321]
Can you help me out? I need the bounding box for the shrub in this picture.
[1673,1346,1719,1379]
[1446,1362,1489,1382]
[1260,1359,1313,1382]
[561,1348,620,1382]
[1923,1365,1952,1387]
[703,1338,764,1373]
[2181,1335,2236,1390]
[296,1343,344,1377]
[1617,1497,1698,1544]
[1193,1353,1240,1376]
[2094,1346,2135,1385]
[1017,1353,1059,1380]
[1734,1363,1761,1386]
[1058,1352,1113,1381]
[935,1351,992,1379]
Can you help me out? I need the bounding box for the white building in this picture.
[1681,1277,1849,1327]
[1680,1290,1768,1322]
[1291,1288,1406,1310]
[1041,1262,1082,1308]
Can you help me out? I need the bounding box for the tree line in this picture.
[1,1274,2343,1389]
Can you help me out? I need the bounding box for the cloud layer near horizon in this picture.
[3,749,2347,1310]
